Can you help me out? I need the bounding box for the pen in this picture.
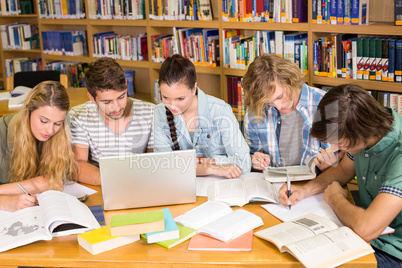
[17,183,31,196]
[287,174,291,210]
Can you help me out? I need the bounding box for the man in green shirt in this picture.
[278,84,402,267]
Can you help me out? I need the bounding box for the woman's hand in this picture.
[0,194,38,211]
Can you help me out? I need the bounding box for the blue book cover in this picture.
[312,0,317,21]
[124,70,135,96]
[344,0,351,24]
[337,0,344,24]
[313,41,319,75]
[351,0,359,24]
[330,0,337,24]
[143,208,179,244]
[388,39,396,82]
[395,39,402,83]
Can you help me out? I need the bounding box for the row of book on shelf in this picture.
[87,0,145,19]
[37,0,85,18]
[222,29,308,71]
[4,57,136,93]
[42,30,88,56]
[312,0,369,25]
[152,27,307,73]
[0,23,39,50]
[93,31,148,61]
[149,0,212,21]
[222,0,307,23]
[314,34,402,83]
[0,0,33,14]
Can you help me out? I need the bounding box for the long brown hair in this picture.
[159,54,197,150]
[242,54,305,120]
[10,81,79,189]
[310,84,394,147]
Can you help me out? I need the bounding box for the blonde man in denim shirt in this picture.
[154,54,251,179]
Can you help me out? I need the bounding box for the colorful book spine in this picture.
[388,39,396,82]
[395,39,402,83]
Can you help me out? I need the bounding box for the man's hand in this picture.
[251,152,270,170]
[323,181,348,204]
[315,148,346,171]
[278,183,307,207]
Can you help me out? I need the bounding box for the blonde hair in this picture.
[242,54,305,120]
[10,81,78,190]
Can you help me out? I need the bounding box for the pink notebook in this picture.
[188,230,253,251]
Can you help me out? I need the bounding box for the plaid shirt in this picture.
[244,83,329,167]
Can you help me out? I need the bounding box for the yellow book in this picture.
[78,226,140,255]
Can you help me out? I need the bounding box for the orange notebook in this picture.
[188,230,253,251]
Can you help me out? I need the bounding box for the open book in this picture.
[8,86,32,108]
[264,155,317,183]
[207,177,279,207]
[254,213,374,268]
[175,201,263,242]
[0,190,100,253]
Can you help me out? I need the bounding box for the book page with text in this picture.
[38,191,100,236]
[244,177,279,204]
[0,206,51,253]
[285,226,374,268]
[254,213,339,252]
[174,201,233,230]
[198,209,263,242]
[207,179,247,206]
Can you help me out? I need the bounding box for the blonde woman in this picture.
[0,81,78,211]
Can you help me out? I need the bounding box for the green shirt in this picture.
[354,109,402,260]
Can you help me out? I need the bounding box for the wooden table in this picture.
[0,185,376,268]
[0,88,89,116]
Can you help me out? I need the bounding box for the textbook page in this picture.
[38,191,100,237]
[0,206,51,253]
[284,226,374,268]
[262,193,343,226]
[254,213,339,252]
[174,201,232,230]
[197,209,263,242]
[261,193,394,235]
[207,177,279,207]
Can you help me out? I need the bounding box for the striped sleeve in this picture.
[69,104,90,146]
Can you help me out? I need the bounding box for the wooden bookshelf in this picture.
[0,0,400,102]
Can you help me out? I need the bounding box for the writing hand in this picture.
[1,194,38,211]
[251,152,270,170]
[278,183,305,208]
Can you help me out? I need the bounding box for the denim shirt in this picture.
[154,88,251,173]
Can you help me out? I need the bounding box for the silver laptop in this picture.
[99,149,196,210]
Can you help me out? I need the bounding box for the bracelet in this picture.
[198,157,202,164]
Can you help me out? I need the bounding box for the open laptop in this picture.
[99,149,196,210]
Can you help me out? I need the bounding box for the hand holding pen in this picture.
[17,183,39,207]
[287,174,291,210]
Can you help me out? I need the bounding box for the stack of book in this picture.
[78,208,196,254]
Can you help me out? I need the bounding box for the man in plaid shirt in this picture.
[242,54,340,171]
